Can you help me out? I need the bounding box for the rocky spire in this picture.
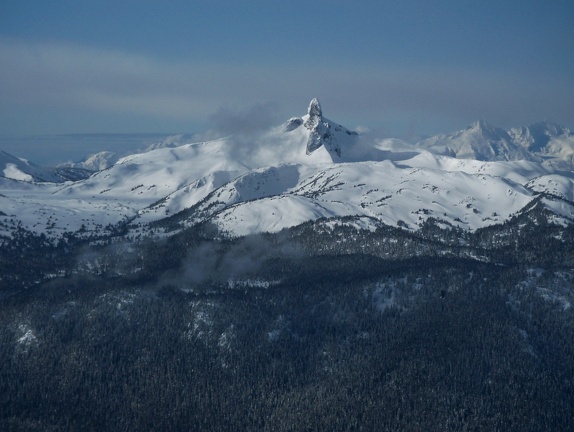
[307,98,322,118]
[304,98,332,155]
[304,98,322,133]
[282,98,355,159]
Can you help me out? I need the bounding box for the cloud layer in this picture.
[1,38,573,136]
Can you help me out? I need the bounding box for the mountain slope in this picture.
[161,159,552,237]
[0,150,92,183]
[0,100,573,241]
[63,150,120,171]
[59,133,198,171]
[417,120,535,162]
[509,121,574,169]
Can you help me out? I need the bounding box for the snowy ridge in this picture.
[418,119,574,170]
[526,175,574,201]
[1,150,92,183]
[63,151,120,171]
[173,160,541,237]
[509,121,574,170]
[1,99,573,240]
[509,121,572,153]
[417,120,535,162]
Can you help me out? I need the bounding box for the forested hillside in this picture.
[1,208,573,431]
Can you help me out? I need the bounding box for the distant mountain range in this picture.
[417,119,573,168]
[0,150,93,183]
[59,133,196,172]
[0,99,573,241]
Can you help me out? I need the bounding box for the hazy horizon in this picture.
[0,132,196,166]
[2,115,574,167]
[1,1,573,162]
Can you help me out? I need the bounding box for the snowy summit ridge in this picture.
[417,120,533,162]
[283,98,358,160]
[304,98,328,155]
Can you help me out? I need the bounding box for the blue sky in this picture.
[1,0,573,146]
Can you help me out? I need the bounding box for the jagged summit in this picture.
[509,121,573,153]
[468,119,506,136]
[283,98,358,160]
[307,97,322,118]
[418,120,532,162]
[304,98,331,155]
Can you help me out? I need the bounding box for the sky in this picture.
[0,0,573,163]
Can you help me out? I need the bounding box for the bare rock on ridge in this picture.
[304,98,337,156]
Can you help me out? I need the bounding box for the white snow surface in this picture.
[64,150,120,171]
[1,150,62,183]
[509,121,574,170]
[417,120,535,162]
[1,101,573,239]
[193,160,539,236]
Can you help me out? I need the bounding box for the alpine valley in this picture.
[1,100,573,431]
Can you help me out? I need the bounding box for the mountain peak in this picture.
[508,121,574,162]
[307,98,322,118]
[303,98,338,156]
[465,120,515,143]
[418,120,532,162]
[468,119,499,135]
[281,98,358,161]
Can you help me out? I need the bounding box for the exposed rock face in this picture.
[304,98,336,156]
[509,121,573,153]
[306,97,322,118]
[283,117,303,132]
[281,98,358,160]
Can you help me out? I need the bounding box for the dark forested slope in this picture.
[1,212,573,431]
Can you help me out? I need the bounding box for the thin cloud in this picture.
[0,38,572,136]
[207,102,281,136]
[0,38,217,118]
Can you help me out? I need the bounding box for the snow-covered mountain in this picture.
[0,100,573,240]
[58,133,196,172]
[0,150,92,183]
[418,120,574,169]
[509,121,574,169]
[510,121,572,152]
[417,120,536,162]
[63,150,120,172]
[143,133,196,151]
